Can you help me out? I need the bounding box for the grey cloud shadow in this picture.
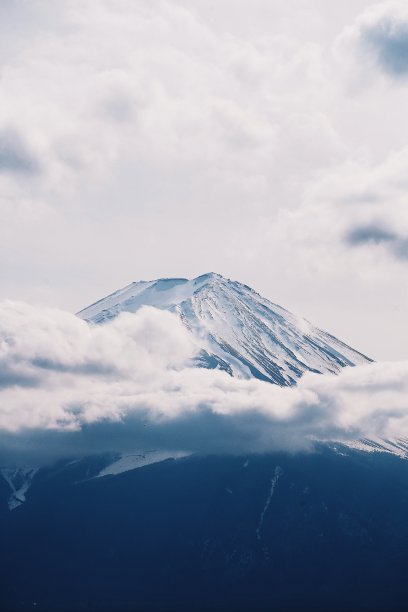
[363,19,408,77]
[392,238,408,260]
[0,129,40,175]
[345,223,408,261]
[0,366,39,389]
[0,358,119,390]
[345,224,397,246]
[31,357,121,377]
[0,400,338,467]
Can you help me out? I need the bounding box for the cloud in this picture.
[0,0,408,365]
[336,2,408,81]
[0,1,340,306]
[345,223,397,246]
[281,143,408,275]
[1,301,408,465]
[0,129,39,175]
[361,7,408,77]
[345,223,408,260]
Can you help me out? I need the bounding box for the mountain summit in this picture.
[78,273,371,386]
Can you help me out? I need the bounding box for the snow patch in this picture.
[96,450,190,478]
[1,467,38,511]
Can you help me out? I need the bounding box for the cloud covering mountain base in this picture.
[1,301,407,465]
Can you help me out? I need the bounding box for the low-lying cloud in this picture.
[1,301,408,465]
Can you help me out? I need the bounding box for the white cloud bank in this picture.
[1,301,408,465]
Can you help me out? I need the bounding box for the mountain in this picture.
[78,272,371,386]
[1,274,406,612]
[2,448,408,612]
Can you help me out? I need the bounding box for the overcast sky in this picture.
[1,0,408,360]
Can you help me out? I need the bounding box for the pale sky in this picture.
[1,0,408,360]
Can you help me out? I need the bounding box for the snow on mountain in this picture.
[339,437,408,459]
[78,272,371,386]
[1,467,38,511]
[96,451,190,478]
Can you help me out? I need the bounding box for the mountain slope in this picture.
[2,449,408,612]
[78,272,371,386]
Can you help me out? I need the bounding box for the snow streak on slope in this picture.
[96,451,189,478]
[333,438,408,459]
[1,468,38,511]
[78,273,371,386]
[256,466,283,541]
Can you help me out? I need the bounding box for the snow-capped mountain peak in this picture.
[77,273,371,386]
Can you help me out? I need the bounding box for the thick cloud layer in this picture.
[1,301,408,465]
